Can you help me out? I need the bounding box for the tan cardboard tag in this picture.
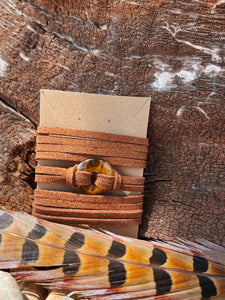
[38,90,150,237]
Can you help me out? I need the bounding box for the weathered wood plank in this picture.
[0,100,36,213]
[0,0,224,243]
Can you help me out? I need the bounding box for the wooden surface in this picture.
[0,0,224,244]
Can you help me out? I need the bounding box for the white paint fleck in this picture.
[19,52,30,62]
[161,22,222,63]
[183,41,221,63]
[71,15,82,22]
[85,12,94,25]
[54,32,89,52]
[0,56,8,77]
[20,11,46,27]
[176,105,186,117]
[204,64,222,77]
[111,83,119,94]
[151,59,175,91]
[108,16,119,44]
[99,24,107,30]
[176,70,197,84]
[151,54,224,92]
[121,0,140,5]
[56,63,71,71]
[151,71,176,91]
[91,49,100,56]
[5,0,17,11]
[188,60,203,72]
[211,0,225,13]
[193,106,210,120]
[1,0,14,14]
[152,58,174,72]
[161,22,180,38]
[151,58,200,91]
[105,71,115,77]
[199,142,220,147]
[126,55,142,60]
[26,24,36,33]
[168,8,182,15]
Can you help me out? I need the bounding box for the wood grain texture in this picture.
[0,100,36,213]
[0,0,224,243]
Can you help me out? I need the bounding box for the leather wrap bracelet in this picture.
[36,126,148,168]
[35,165,145,193]
[33,126,148,225]
[33,190,143,225]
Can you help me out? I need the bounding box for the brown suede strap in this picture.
[33,189,143,225]
[37,135,148,153]
[36,152,146,168]
[36,143,146,160]
[34,197,143,210]
[33,204,142,219]
[37,126,149,146]
[32,212,142,225]
[34,126,148,225]
[34,189,143,204]
[36,126,148,168]
[35,165,145,193]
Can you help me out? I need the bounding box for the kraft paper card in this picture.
[38,90,150,237]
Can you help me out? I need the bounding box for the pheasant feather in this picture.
[0,209,224,299]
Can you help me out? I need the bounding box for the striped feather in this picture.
[0,209,224,299]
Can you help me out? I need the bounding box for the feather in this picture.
[0,209,224,299]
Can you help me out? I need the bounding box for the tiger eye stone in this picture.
[77,158,113,194]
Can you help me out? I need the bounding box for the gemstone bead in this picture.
[77,158,113,194]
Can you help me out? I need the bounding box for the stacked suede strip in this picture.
[37,126,148,145]
[33,212,142,225]
[37,135,147,152]
[33,190,143,225]
[35,152,146,168]
[36,126,148,168]
[34,126,148,225]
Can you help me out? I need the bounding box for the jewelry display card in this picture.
[38,89,150,237]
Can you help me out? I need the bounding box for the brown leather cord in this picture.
[35,175,144,193]
[36,143,147,160]
[37,126,149,146]
[34,197,143,210]
[35,152,146,168]
[35,165,145,193]
[96,170,123,191]
[37,135,148,153]
[33,204,143,219]
[34,189,143,204]
[32,212,142,225]
[33,190,143,225]
[36,165,144,184]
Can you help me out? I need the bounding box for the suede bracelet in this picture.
[37,126,149,145]
[35,165,145,193]
[37,135,148,152]
[36,152,146,168]
[36,126,148,168]
[34,190,143,224]
[34,126,148,225]
[33,212,142,225]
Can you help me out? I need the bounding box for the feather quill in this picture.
[0,209,224,299]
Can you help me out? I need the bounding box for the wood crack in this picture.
[0,96,37,128]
